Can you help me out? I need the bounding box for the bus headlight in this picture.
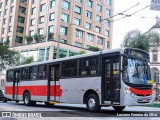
[125,87,131,94]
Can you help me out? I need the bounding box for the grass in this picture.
[148,102,160,108]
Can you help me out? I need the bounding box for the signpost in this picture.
[150,0,160,11]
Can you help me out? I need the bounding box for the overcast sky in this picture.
[112,0,160,48]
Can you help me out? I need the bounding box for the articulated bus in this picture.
[4,48,153,112]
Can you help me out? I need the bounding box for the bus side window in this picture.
[38,65,47,79]
[7,70,14,82]
[79,57,99,76]
[29,66,38,80]
[14,70,20,82]
[61,60,77,77]
[21,68,29,80]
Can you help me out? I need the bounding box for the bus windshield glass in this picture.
[123,58,152,85]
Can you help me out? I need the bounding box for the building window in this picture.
[17,26,24,33]
[31,7,36,15]
[60,26,68,35]
[106,41,110,48]
[60,39,67,44]
[19,6,26,14]
[85,22,91,29]
[105,30,109,37]
[96,15,101,23]
[76,29,83,38]
[75,6,81,14]
[11,6,14,12]
[2,28,5,34]
[61,13,69,22]
[48,25,54,33]
[97,36,103,45]
[49,13,54,21]
[30,19,35,26]
[105,20,110,27]
[97,4,102,12]
[40,4,45,12]
[3,18,7,24]
[12,0,14,3]
[32,0,38,4]
[4,9,7,15]
[86,11,92,19]
[0,2,3,9]
[74,18,80,25]
[15,36,23,43]
[18,16,25,23]
[153,51,158,62]
[106,0,111,6]
[0,11,1,16]
[39,16,44,24]
[75,42,82,48]
[50,0,56,8]
[87,33,93,42]
[75,0,82,3]
[106,9,110,16]
[95,26,100,33]
[30,30,34,36]
[5,0,9,6]
[9,26,12,32]
[38,28,43,34]
[86,0,92,8]
[20,0,27,3]
[62,0,70,10]
[10,16,13,23]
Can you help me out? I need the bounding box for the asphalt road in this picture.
[0,101,160,120]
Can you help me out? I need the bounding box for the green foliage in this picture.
[25,35,33,44]
[88,46,101,52]
[18,56,34,65]
[33,34,44,43]
[48,32,54,40]
[78,50,86,55]
[121,29,160,52]
[0,43,19,72]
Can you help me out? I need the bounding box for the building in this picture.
[0,0,114,83]
[149,16,160,101]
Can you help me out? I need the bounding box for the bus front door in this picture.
[13,69,20,100]
[103,56,120,105]
[48,64,60,102]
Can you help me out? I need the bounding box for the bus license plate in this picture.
[142,98,147,102]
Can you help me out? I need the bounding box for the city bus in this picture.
[4,48,153,112]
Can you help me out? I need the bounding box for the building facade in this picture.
[0,0,114,83]
[149,16,160,101]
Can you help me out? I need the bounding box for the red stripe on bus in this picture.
[129,87,152,96]
[5,85,62,97]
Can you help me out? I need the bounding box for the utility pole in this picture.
[44,2,49,61]
[56,35,60,59]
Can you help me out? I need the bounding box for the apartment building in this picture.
[0,0,114,61]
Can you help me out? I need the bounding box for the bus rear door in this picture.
[13,69,20,100]
[48,64,60,102]
[102,56,120,105]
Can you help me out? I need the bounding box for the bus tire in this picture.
[23,92,32,106]
[86,94,101,112]
[112,106,125,111]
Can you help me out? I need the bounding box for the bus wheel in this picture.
[23,92,32,106]
[86,94,101,112]
[112,106,125,111]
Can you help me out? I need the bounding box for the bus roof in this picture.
[6,48,148,70]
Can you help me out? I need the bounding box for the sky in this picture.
[112,0,160,48]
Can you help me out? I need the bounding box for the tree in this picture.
[25,35,33,44]
[17,56,34,65]
[88,46,101,52]
[0,43,19,72]
[121,29,160,52]
[78,50,86,55]
[33,34,44,43]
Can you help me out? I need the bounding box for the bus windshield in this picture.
[123,58,152,85]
